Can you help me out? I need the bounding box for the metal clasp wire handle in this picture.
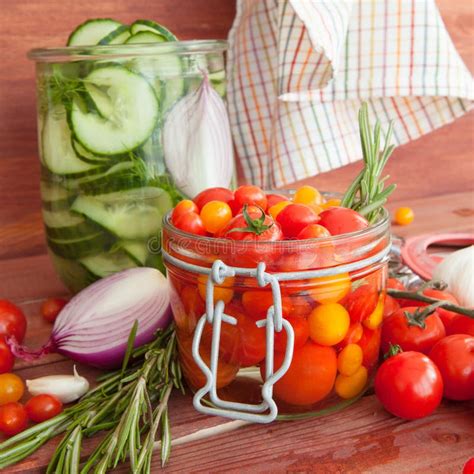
[191,260,294,423]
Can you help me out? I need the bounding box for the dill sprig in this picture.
[341,102,397,222]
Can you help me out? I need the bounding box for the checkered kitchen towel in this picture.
[227,0,474,188]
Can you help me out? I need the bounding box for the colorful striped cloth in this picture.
[227,0,474,188]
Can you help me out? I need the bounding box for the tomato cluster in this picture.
[171,185,369,240]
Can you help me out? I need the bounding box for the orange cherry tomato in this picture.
[197,275,234,304]
[337,343,363,376]
[322,198,341,209]
[394,207,414,226]
[0,373,24,405]
[274,316,310,353]
[200,200,233,234]
[306,273,351,305]
[308,303,350,346]
[293,185,324,206]
[241,290,293,321]
[235,314,266,367]
[335,366,368,399]
[0,402,27,436]
[25,394,63,423]
[263,342,337,406]
[171,199,199,224]
[41,297,68,323]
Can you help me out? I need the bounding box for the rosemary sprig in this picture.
[341,102,397,223]
[0,325,184,473]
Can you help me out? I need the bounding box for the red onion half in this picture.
[9,268,172,369]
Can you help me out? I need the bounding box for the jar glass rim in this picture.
[28,39,228,63]
[163,206,390,248]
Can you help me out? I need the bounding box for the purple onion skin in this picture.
[57,306,172,369]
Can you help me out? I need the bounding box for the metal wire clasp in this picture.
[191,260,295,424]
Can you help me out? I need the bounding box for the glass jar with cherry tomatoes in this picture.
[163,191,390,419]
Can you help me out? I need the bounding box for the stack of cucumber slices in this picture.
[39,18,225,292]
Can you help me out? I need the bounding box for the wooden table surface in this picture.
[2,191,473,474]
[1,0,473,472]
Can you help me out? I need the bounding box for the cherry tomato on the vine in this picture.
[0,336,14,374]
[447,315,474,337]
[381,307,445,355]
[276,204,319,238]
[234,185,267,210]
[25,394,63,423]
[0,373,24,405]
[375,351,443,420]
[200,200,232,234]
[263,342,337,406]
[318,207,369,235]
[193,187,234,211]
[0,300,27,343]
[171,199,199,224]
[0,402,28,436]
[429,334,474,401]
[41,297,68,323]
[296,224,331,240]
[174,212,207,236]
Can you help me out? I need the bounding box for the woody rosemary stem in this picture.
[387,289,474,318]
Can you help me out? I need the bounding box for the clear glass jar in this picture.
[28,41,231,292]
[163,205,390,419]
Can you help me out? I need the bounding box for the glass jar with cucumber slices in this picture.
[29,19,233,292]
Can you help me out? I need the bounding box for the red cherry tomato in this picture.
[219,209,282,241]
[0,300,27,343]
[429,334,474,401]
[276,204,319,238]
[383,295,400,318]
[464,457,474,474]
[193,187,234,211]
[318,208,369,235]
[171,199,199,224]
[234,185,267,210]
[40,297,68,323]
[342,285,379,323]
[241,290,293,321]
[375,350,443,420]
[274,316,310,353]
[296,224,331,240]
[25,394,63,423]
[447,315,474,337]
[236,314,266,367]
[173,212,207,236]
[381,307,446,355]
[0,336,14,374]
[359,326,381,368]
[263,342,337,406]
[266,193,288,209]
[0,402,28,436]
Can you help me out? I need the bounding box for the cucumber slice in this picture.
[70,66,159,155]
[43,209,96,239]
[71,187,172,240]
[48,231,110,259]
[125,31,167,44]
[40,181,75,211]
[130,19,178,42]
[69,161,146,195]
[119,241,149,265]
[72,139,113,164]
[98,25,131,45]
[49,253,97,293]
[67,19,123,46]
[42,105,104,176]
[80,251,138,278]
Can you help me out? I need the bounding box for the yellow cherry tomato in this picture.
[0,373,25,405]
[394,207,414,226]
[293,185,324,206]
[337,343,363,376]
[198,275,235,304]
[308,303,350,346]
[268,200,291,220]
[307,273,351,304]
[335,366,368,399]
[200,200,232,234]
[322,198,341,209]
[362,294,384,330]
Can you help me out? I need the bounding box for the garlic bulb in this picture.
[26,366,90,403]
[163,75,233,197]
[433,246,474,307]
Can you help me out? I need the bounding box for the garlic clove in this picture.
[26,365,90,403]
